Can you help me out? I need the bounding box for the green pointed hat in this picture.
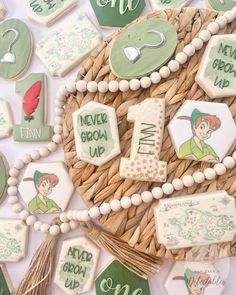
[190,109,209,127]
[33,170,47,185]
[184,268,194,286]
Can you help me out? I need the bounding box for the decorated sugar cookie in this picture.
[109,18,177,79]
[0,99,13,139]
[165,261,225,295]
[0,18,32,80]
[150,0,192,9]
[0,264,14,295]
[36,13,102,77]
[18,162,74,214]
[168,100,236,163]
[0,219,29,262]
[207,0,236,11]
[0,0,6,20]
[73,101,120,166]
[54,236,100,294]
[13,73,52,142]
[25,0,78,26]
[90,0,146,28]
[0,153,8,205]
[196,34,236,98]
[119,98,167,182]
[154,190,236,249]
[96,260,150,295]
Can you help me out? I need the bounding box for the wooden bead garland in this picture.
[6,7,236,236]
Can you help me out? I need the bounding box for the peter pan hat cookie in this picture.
[25,0,78,27]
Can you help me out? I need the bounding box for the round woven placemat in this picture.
[63,7,236,261]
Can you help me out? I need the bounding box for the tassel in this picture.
[16,220,60,295]
[81,221,162,278]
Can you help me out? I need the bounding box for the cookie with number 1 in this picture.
[25,0,78,27]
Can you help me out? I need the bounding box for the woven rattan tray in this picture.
[62,7,236,262]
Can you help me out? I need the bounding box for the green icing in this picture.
[208,0,235,12]
[152,0,189,8]
[28,0,68,17]
[59,245,95,293]
[96,260,150,295]
[0,267,11,295]
[204,38,236,91]
[77,107,115,163]
[110,18,178,78]
[0,154,8,204]
[0,18,32,80]
[13,73,52,142]
[90,0,145,27]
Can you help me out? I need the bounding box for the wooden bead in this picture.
[168,60,180,72]
[99,203,111,215]
[52,134,62,144]
[8,196,19,204]
[34,221,42,230]
[39,147,50,157]
[40,223,50,233]
[198,29,211,42]
[140,77,151,88]
[26,215,37,226]
[204,168,216,180]
[54,125,63,134]
[183,44,195,56]
[55,107,64,116]
[191,37,204,50]
[48,142,58,152]
[22,154,32,164]
[55,100,64,108]
[119,80,130,92]
[56,91,66,102]
[159,66,170,78]
[223,156,235,169]
[150,72,161,84]
[19,210,30,221]
[59,85,69,97]
[152,187,163,199]
[60,212,69,223]
[30,150,41,160]
[69,221,78,230]
[182,175,194,187]
[9,168,20,177]
[224,10,235,23]
[172,178,184,191]
[7,187,18,196]
[12,203,23,213]
[79,210,91,222]
[54,116,63,125]
[60,223,71,234]
[14,159,24,169]
[120,196,132,209]
[110,199,121,211]
[76,80,87,92]
[66,82,76,93]
[175,52,188,64]
[162,183,174,195]
[215,16,227,29]
[131,194,142,206]
[109,81,119,92]
[193,171,205,184]
[207,22,220,34]
[7,177,18,186]
[98,81,108,93]
[214,163,227,176]
[49,225,61,236]
[130,79,141,91]
[141,191,153,203]
[89,206,101,218]
[87,81,98,93]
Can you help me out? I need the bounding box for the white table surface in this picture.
[0,0,236,294]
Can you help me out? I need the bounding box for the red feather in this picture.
[23,80,41,116]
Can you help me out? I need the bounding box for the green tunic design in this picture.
[179,137,218,160]
[28,195,60,213]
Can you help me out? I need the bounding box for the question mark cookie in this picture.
[0,18,33,80]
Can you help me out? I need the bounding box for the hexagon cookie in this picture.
[0,219,29,262]
[196,34,236,99]
[96,260,150,295]
[165,261,225,295]
[54,236,100,294]
[168,100,236,163]
[90,0,146,28]
[18,162,74,214]
[73,101,120,166]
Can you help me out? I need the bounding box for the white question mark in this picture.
[1,28,20,64]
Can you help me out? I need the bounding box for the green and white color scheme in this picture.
[109,18,177,78]
[0,264,14,295]
[0,18,32,80]
[0,99,13,139]
[96,260,150,295]
[90,0,145,28]
[154,191,236,249]
[36,13,102,77]
[18,162,74,214]
[165,261,225,295]
[119,98,167,182]
[0,219,29,262]
[0,0,7,20]
[168,100,236,163]
[54,236,100,294]
[207,0,236,12]
[0,153,8,205]
[13,73,52,142]
[196,34,236,98]
[25,0,78,26]
[73,101,121,166]
[150,0,192,10]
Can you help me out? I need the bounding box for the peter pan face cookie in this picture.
[154,191,236,250]
[165,261,225,295]
[13,73,52,142]
[0,0,7,20]
[207,0,236,12]
[73,101,120,166]
[96,260,150,295]
[0,18,32,80]
[119,98,167,182]
[0,219,29,262]
[109,18,177,79]
[150,0,192,10]
[54,236,100,294]
[0,264,14,295]
[25,0,78,26]
[90,0,145,28]
[18,162,74,214]
[0,153,8,205]
[168,100,236,163]
[0,100,13,139]
[196,35,236,98]
[36,13,102,77]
